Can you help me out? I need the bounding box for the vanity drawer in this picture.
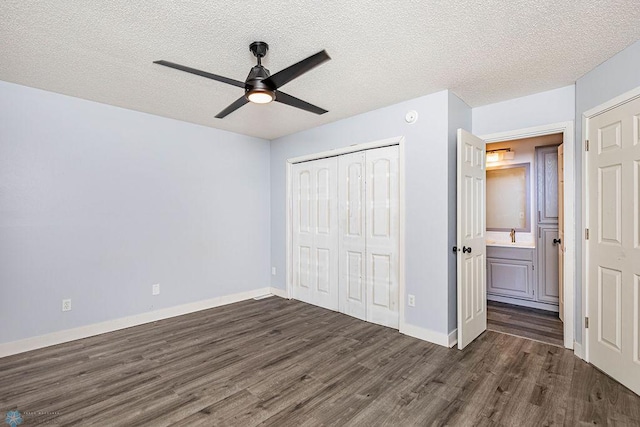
[486,246,534,261]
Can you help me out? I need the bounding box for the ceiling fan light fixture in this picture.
[246,88,275,104]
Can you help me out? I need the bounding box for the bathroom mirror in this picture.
[486,163,530,231]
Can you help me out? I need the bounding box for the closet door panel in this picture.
[338,152,366,320]
[312,158,339,311]
[292,164,314,304]
[365,146,400,328]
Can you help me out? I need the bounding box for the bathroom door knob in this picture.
[553,238,561,245]
[462,246,472,254]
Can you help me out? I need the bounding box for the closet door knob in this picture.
[553,238,561,245]
[462,246,472,254]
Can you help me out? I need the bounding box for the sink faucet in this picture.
[510,229,516,243]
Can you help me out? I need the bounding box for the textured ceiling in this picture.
[1,1,639,140]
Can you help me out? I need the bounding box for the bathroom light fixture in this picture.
[486,151,500,163]
[486,148,515,163]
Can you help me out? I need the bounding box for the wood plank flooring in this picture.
[1,297,639,426]
[487,300,564,347]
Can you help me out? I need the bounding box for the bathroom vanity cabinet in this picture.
[487,244,559,311]
[487,246,535,300]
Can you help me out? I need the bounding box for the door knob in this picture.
[553,238,561,245]
[452,246,459,253]
[462,246,472,254]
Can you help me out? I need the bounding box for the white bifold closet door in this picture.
[338,151,368,320]
[291,157,339,311]
[338,146,399,328]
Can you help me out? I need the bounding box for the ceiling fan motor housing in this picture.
[245,66,275,100]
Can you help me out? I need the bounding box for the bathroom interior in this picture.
[485,133,564,346]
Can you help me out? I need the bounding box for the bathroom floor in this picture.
[487,300,563,347]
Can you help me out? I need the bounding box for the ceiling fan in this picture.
[154,42,331,119]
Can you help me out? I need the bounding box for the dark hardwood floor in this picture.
[487,300,564,347]
[1,297,639,426]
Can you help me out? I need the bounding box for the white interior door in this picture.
[587,95,640,396]
[292,158,339,311]
[338,151,367,320]
[365,146,400,328]
[457,129,487,349]
[558,143,565,322]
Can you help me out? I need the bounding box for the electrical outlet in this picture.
[152,284,160,296]
[271,267,277,276]
[408,295,416,307]
[62,299,72,312]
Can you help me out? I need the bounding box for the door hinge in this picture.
[585,317,589,328]
[585,139,589,151]
[585,228,590,240]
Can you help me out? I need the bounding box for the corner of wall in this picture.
[446,92,472,333]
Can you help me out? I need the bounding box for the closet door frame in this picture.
[286,136,406,330]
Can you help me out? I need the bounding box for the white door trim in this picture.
[286,136,406,331]
[582,84,640,363]
[481,121,575,350]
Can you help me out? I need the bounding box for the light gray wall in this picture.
[270,90,453,335]
[574,39,640,345]
[0,81,271,344]
[447,92,472,332]
[472,85,575,136]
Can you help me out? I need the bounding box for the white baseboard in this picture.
[447,329,458,348]
[0,287,272,358]
[400,323,451,347]
[573,341,585,360]
[269,287,288,299]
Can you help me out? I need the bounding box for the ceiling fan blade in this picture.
[154,60,245,88]
[275,91,328,115]
[215,96,249,118]
[263,50,330,90]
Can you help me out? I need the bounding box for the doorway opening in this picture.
[485,133,564,347]
[481,122,575,349]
